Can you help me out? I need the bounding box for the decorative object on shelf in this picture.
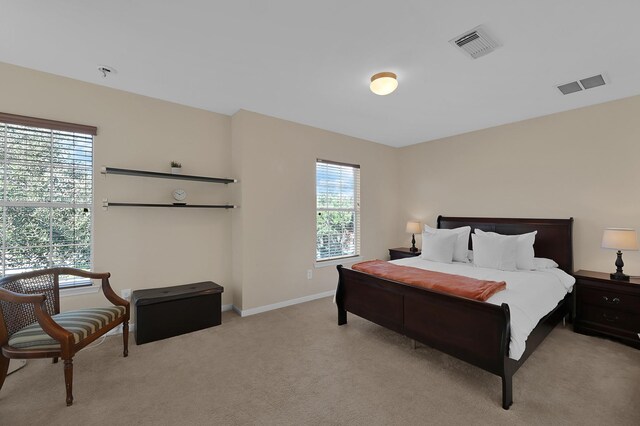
[406,221,422,252]
[172,189,187,204]
[601,228,638,281]
[370,72,398,95]
[170,161,182,174]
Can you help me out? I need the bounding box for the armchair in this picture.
[0,268,129,406]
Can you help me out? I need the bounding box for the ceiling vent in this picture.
[450,26,500,59]
[557,74,606,95]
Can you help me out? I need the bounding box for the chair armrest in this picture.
[0,288,75,352]
[57,267,110,280]
[0,287,46,304]
[56,268,128,313]
[33,303,75,352]
[100,278,130,311]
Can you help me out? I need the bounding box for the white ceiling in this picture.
[1,1,639,147]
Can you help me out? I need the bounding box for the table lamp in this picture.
[406,221,422,252]
[601,228,638,281]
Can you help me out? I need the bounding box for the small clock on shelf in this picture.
[172,189,187,205]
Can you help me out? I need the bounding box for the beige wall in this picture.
[231,110,399,310]
[0,62,234,311]
[397,95,640,276]
[0,62,400,314]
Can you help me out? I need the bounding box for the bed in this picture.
[335,216,574,409]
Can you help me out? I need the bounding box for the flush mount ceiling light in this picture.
[370,72,398,95]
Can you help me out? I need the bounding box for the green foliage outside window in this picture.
[1,123,92,278]
[316,161,360,261]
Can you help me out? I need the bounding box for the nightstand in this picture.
[573,270,640,349]
[389,247,421,260]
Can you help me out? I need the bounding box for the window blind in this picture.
[316,159,360,261]
[0,114,94,283]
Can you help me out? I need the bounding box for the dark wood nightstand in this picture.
[573,270,640,349]
[389,247,421,260]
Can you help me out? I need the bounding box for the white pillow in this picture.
[424,225,471,263]
[474,229,537,270]
[420,231,457,263]
[533,257,559,269]
[472,232,518,271]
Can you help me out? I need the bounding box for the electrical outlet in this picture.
[121,289,131,300]
[307,269,313,280]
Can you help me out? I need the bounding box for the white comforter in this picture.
[390,257,575,360]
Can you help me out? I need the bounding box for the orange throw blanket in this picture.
[351,260,506,302]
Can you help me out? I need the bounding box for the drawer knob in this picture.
[602,313,619,322]
[602,296,621,304]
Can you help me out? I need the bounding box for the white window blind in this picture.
[316,159,360,261]
[0,114,95,285]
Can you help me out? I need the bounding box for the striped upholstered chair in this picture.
[0,268,129,406]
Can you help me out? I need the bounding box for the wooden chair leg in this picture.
[0,355,9,391]
[52,357,59,364]
[64,359,74,406]
[123,321,129,357]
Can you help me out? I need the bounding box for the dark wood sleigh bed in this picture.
[335,216,574,409]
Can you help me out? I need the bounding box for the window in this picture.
[316,159,360,262]
[0,113,96,286]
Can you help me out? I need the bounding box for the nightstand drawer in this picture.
[576,286,640,314]
[578,305,640,332]
[573,270,640,349]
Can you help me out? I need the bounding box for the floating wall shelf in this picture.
[102,200,236,209]
[100,166,237,184]
[101,165,238,211]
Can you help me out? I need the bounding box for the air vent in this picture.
[449,26,500,59]
[556,74,606,95]
[580,74,606,89]
[558,82,582,95]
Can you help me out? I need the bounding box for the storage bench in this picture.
[132,281,224,344]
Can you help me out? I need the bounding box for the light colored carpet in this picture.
[2,297,639,425]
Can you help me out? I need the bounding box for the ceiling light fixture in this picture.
[97,65,116,78]
[370,72,398,95]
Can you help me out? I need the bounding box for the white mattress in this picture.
[390,257,575,360]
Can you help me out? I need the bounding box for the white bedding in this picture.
[390,257,575,360]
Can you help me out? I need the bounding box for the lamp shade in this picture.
[406,221,421,234]
[601,228,639,251]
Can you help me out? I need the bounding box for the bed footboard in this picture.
[336,265,514,409]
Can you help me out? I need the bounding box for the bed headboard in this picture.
[437,216,574,274]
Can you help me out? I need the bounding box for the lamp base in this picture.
[611,250,630,281]
[409,233,418,252]
[610,272,630,281]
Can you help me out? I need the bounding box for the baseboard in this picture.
[106,304,233,336]
[104,296,325,335]
[107,322,136,336]
[237,290,335,317]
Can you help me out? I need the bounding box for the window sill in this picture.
[314,256,362,268]
[60,284,100,297]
